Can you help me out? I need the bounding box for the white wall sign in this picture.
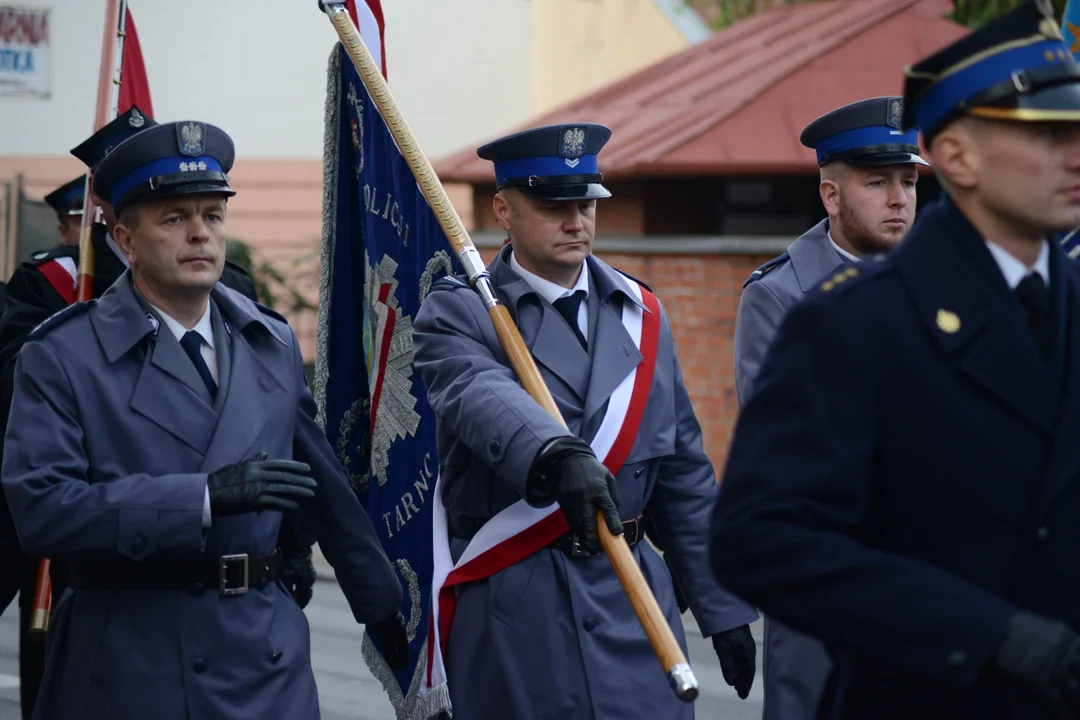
[0,6,49,97]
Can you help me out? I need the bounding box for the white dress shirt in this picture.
[828,231,860,263]
[984,239,1051,290]
[148,300,218,382]
[147,300,217,526]
[510,251,590,340]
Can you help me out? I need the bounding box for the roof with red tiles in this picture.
[435,0,969,180]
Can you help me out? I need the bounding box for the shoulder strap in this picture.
[743,252,790,289]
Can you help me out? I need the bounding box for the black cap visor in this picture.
[117,181,235,213]
[842,151,929,167]
[505,182,612,202]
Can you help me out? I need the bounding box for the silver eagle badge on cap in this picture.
[560,127,586,168]
[887,99,903,129]
[178,121,206,157]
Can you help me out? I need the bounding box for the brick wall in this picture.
[474,245,772,473]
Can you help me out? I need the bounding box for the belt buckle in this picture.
[569,535,598,558]
[219,554,249,596]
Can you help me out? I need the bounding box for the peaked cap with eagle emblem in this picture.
[70,105,157,172]
[92,120,236,213]
[800,96,929,167]
[903,0,1080,144]
[477,122,612,201]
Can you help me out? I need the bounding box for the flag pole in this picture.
[317,2,699,702]
[30,0,129,638]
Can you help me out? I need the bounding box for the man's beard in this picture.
[838,199,905,256]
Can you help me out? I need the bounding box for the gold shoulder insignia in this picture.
[936,309,961,334]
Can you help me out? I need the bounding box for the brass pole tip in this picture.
[29,609,49,637]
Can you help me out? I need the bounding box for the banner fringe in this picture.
[313,41,343,431]
[362,633,452,719]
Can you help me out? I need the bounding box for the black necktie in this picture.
[180,330,217,400]
[552,291,587,350]
[1015,272,1050,360]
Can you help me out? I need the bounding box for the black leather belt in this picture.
[67,549,283,596]
[448,514,646,558]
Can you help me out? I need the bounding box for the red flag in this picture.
[346,0,387,79]
[118,8,152,116]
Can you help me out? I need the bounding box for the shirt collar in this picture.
[984,240,1050,290]
[509,251,589,305]
[148,299,215,348]
[827,230,860,263]
[106,232,129,267]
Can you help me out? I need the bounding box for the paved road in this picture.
[0,580,764,719]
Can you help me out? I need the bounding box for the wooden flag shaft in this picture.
[32,0,128,638]
[319,2,698,701]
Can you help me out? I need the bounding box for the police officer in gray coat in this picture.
[731,96,926,720]
[413,123,758,720]
[0,120,409,720]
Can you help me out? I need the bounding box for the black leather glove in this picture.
[527,436,621,555]
[370,610,410,670]
[277,515,317,609]
[207,454,317,517]
[995,611,1080,718]
[713,624,757,700]
[282,544,316,609]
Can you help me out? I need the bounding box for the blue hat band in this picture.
[914,39,1073,135]
[815,126,921,164]
[494,154,599,186]
[109,155,225,207]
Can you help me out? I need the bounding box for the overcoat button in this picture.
[946,651,966,669]
[192,657,208,674]
[489,440,501,456]
[270,651,283,664]
[132,535,146,552]
[583,616,597,632]
[1037,526,1051,542]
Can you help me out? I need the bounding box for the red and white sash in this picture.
[422,276,661,696]
[37,257,78,305]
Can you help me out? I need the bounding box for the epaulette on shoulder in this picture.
[224,259,252,277]
[254,302,289,325]
[26,246,77,268]
[614,268,653,293]
[1059,228,1080,261]
[815,256,892,297]
[743,252,790,288]
[431,274,471,292]
[27,300,95,340]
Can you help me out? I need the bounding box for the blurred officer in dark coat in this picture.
[711,2,1080,718]
[1,118,408,719]
[733,96,926,720]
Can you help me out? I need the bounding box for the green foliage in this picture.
[225,238,317,314]
[686,0,1071,30]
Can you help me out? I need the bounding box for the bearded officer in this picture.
[712,2,1080,718]
[733,96,925,720]
[734,96,924,405]
[412,123,758,720]
[1,119,409,719]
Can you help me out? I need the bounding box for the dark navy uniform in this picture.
[712,3,1080,719]
[734,96,929,720]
